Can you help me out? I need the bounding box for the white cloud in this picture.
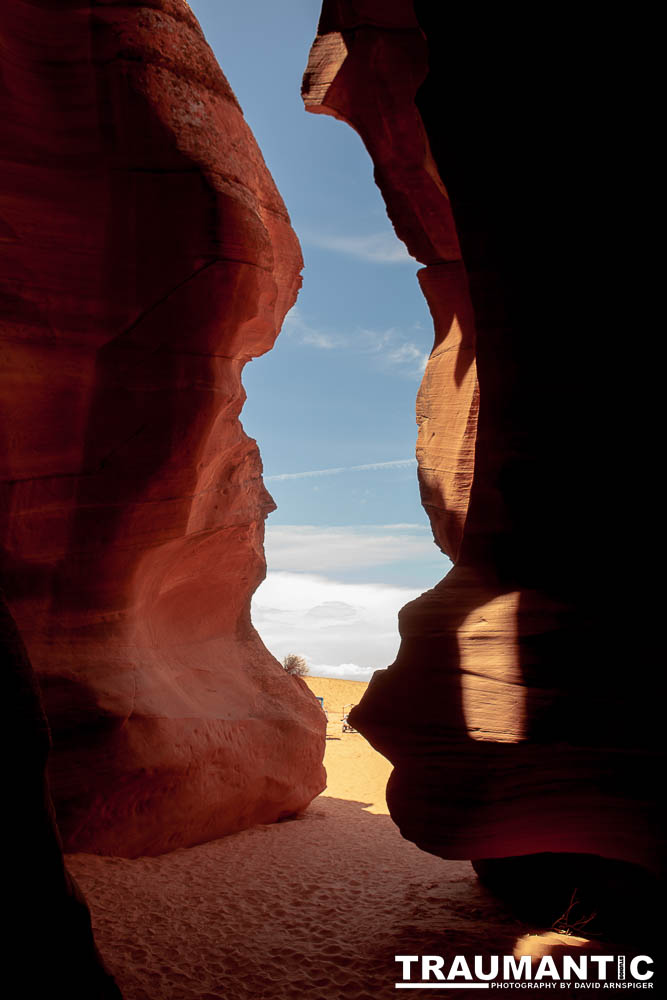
[304,230,414,264]
[300,331,337,349]
[263,523,436,573]
[252,570,422,679]
[252,526,451,681]
[282,307,344,349]
[387,341,429,373]
[264,459,415,483]
[306,662,374,682]
[357,327,429,376]
[281,306,430,379]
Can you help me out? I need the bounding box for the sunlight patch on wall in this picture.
[458,590,525,743]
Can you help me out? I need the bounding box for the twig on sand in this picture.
[551,889,599,937]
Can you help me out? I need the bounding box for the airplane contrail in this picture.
[264,458,416,482]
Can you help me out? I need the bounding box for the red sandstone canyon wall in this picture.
[0,0,325,857]
[304,1,663,874]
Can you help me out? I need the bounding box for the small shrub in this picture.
[282,653,309,677]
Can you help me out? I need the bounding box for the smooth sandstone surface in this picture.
[304,1,663,872]
[0,0,324,856]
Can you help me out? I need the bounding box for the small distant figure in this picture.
[341,704,358,733]
[282,653,309,677]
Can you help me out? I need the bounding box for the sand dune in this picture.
[303,675,368,718]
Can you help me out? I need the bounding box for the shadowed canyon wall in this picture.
[305,1,663,874]
[1,0,325,858]
[2,595,122,997]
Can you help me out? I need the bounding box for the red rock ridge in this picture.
[304,1,663,875]
[1,0,325,856]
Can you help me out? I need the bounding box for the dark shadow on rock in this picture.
[473,854,663,947]
[2,594,122,998]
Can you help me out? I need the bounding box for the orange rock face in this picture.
[305,1,663,873]
[1,0,325,856]
[303,3,475,562]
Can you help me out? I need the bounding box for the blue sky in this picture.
[189,1,452,678]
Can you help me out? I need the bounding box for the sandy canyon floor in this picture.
[68,677,634,1000]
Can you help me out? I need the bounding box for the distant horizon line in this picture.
[303,673,370,683]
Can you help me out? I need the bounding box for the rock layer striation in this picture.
[1,0,325,856]
[304,1,663,873]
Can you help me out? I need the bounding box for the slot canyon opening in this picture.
[191,2,449,686]
[181,0,665,954]
[176,0,664,947]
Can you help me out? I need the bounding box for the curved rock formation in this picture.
[1,0,325,856]
[304,1,663,874]
[303,4,475,562]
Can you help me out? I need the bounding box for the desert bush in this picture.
[282,653,309,677]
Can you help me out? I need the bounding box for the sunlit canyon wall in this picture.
[0,0,325,870]
[304,1,663,874]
